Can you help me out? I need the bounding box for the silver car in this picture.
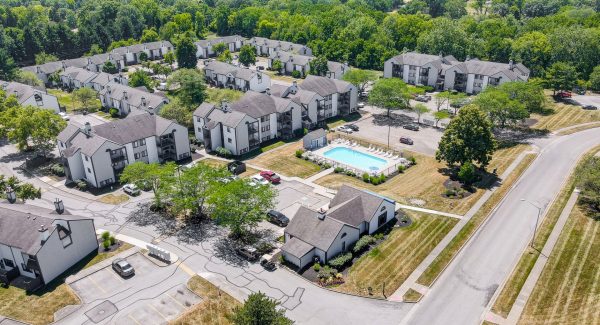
[112,258,135,277]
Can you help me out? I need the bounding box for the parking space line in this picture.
[88,275,107,294]
[128,314,143,325]
[110,270,124,283]
[167,293,186,309]
[148,303,169,320]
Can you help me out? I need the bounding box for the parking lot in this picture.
[572,94,600,108]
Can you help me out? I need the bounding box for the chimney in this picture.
[265,88,271,95]
[123,91,128,100]
[290,81,297,94]
[141,96,147,106]
[317,208,326,221]
[83,122,92,135]
[107,85,111,94]
[221,100,230,112]
[39,225,50,244]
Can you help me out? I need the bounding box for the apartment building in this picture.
[299,75,358,117]
[0,81,60,113]
[57,112,191,188]
[268,51,349,79]
[245,37,312,56]
[98,82,168,116]
[204,60,270,92]
[195,35,245,58]
[384,52,530,94]
[59,67,128,91]
[270,81,324,129]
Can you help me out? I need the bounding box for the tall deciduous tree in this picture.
[436,105,497,168]
[0,49,18,81]
[474,87,528,128]
[309,56,328,77]
[175,36,198,69]
[170,162,229,218]
[233,292,293,325]
[413,103,430,124]
[368,78,411,147]
[0,175,41,203]
[129,70,154,91]
[238,45,257,67]
[497,82,545,113]
[167,69,206,107]
[545,62,579,95]
[342,69,377,94]
[16,71,42,87]
[433,110,450,128]
[120,162,176,208]
[72,87,97,112]
[588,66,600,92]
[102,62,119,74]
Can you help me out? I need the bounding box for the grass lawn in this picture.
[315,144,529,215]
[205,88,244,104]
[98,193,129,205]
[171,276,240,324]
[333,212,457,298]
[532,94,600,132]
[260,141,286,153]
[47,88,102,113]
[519,204,600,325]
[201,158,258,178]
[0,243,133,325]
[248,141,322,179]
[492,147,600,318]
[403,288,424,302]
[325,112,364,129]
[416,153,538,287]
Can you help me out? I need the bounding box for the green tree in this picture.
[72,87,97,112]
[167,69,206,107]
[35,52,59,65]
[511,32,551,77]
[209,178,276,238]
[474,87,529,127]
[120,162,177,208]
[309,56,329,77]
[436,105,497,168]
[233,292,293,325]
[0,175,41,203]
[164,51,175,67]
[217,49,233,64]
[0,105,66,155]
[175,36,198,69]
[457,161,477,186]
[129,70,154,91]
[170,162,229,218]
[433,110,450,128]
[86,44,104,56]
[138,51,149,62]
[212,43,227,57]
[0,49,18,81]
[577,157,600,217]
[102,61,119,74]
[545,62,579,95]
[140,28,159,42]
[497,82,545,113]
[16,71,43,87]
[271,60,283,74]
[368,78,412,147]
[413,103,430,124]
[159,100,192,128]
[342,69,377,94]
[588,66,600,92]
[238,45,257,67]
[444,0,467,19]
[417,18,470,61]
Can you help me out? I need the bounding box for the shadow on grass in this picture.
[493,127,549,149]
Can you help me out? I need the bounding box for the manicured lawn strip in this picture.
[0,243,133,325]
[201,158,258,178]
[556,122,600,136]
[171,275,240,325]
[532,94,600,132]
[260,141,286,153]
[492,147,600,318]
[325,112,363,129]
[47,88,102,113]
[417,153,537,287]
[333,211,457,298]
[248,142,322,179]
[205,88,244,104]
[403,288,423,302]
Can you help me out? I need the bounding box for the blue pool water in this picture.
[323,147,388,171]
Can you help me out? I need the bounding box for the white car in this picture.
[123,184,140,196]
[337,125,353,134]
[58,112,70,121]
[357,102,365,108]
[249,175,269,186]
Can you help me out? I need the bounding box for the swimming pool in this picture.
[323,147,388,172]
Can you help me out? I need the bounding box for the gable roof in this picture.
[269,51,312,66]
[205,61,260,81]
[285,206,349,252]
[0,81,49,104]
[195,35,244,47]
[329,185,390,224]
[99,82,167,110]
[304,128,327,141]
[60,66,98,84]
[270,84,320,105]
[300,75,353,96]
[281,237,314,258]
[246,37,310,54]
[93,113,175,145]
[232,91,294,118]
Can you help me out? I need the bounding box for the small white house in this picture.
[0,203,98,287]
[303,128,328,150]
[0,81,60,113]
[282,185,396,269]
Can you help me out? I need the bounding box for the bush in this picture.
[215,146,232,158]
[328,252,353,268]
[295,149,304,158]
[109,235,116,245]
[101,231,110,240]
[379,173,386,183]
[317,265,337,280]
[103,239,110,250]
[398,165,406,173]
[345,170,356,177]
[334,167,345,173]
[458,161,477,185]
[51,164,65,176]
[370,175,380,185]
[407,156,417,165]
[321,163,332,169]
[291,70,301,78]
[362,173,370,182]
[109,107,119,117]
[313,263,321,272]
[374,233,384,240]
[353,235,375,253]
[76,179,87,191]
[256,242,274,255]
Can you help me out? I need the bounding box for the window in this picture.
[227,138,232,143]
[134,152,140,159]
[341,232,347,238]
[133,141,138,148]
[139,139,146,146]
[87,168,91,173]
[380,206,386,212]
[0,259,4,269]
[21,263,31,273]
[226,127,231,132]
[3,258,14,268]
[141,150,147,157]
[84,155,88,161]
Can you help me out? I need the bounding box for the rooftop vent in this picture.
[317,208,326,220]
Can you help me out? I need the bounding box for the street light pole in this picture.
[521,198,542,249]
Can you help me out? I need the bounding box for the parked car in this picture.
[415,95,431,102]
[400,137,414,145]
[336,125,353,134]
[583,104,598,110]
[123,184,140,196]
[250,175,269,186]
[112,258,135,277]
[260,258,276,271]
[218,175,239,183]
[267,210,289,226]
[260,171,281,184]
[58,112,69,121]
[403,124,420,131]
[237,247,260,262]
[357,102,365,109]
[257,66,265,71]
[345,124,359,132]
[360,91,369,98]
[227,161,246,175]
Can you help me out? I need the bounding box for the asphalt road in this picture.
[403,127,600,325]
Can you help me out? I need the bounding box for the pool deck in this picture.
[310,141,408,176]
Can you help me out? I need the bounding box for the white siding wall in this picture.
[367,200,396,235]
[326,225,360,262]
[66,154,85,181]
[146,136,159,163]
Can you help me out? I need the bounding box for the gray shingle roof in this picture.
[269,51,312,66]
[60,66,98,84]
[92,113,175,145]
[0,81,49,104]
[281,237,314,258]
[232,91,293,118]
[246,37,310,54]
[195,35,244,47]
[329,185,389,223]
[207,107,249,128]
[300,75,352,97]
[303,128,327,142]
[99,82,167,110]
[205,61,259,81]
[270,84,320,105]
[193,102,216,118]
[285,206,347,251]
[57,123,83,143]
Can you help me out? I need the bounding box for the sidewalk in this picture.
[499,189,580,324]
[388,150,533,301]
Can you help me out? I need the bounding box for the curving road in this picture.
[402,127,600,325]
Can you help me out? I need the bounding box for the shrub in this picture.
[353,235,375,253]
[109,235,116,245]
[458,161,477,185]
[313,263,321,272]
[362,173,370,182]
[345,170,356,177]
[291,70,301,78]
[408,156,417,165]
[445,188,456,197]
[317,265,337,280]
[379,173,386,183]
[101,231,110,240]
[76,179,87,191]
[256,242,275,255]
[103,239,110,250]
[321,163,332,169]
[374,233,384,240]
[334,167,345,173]
[328,252,352,268]
[215,146,232,158]
[51,164,65,176]
[370,175,380,185]
[398,165,406,173]
[109,107,119,117]
[295,149,304,158]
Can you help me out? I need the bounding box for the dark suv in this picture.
[400,137,414,145]
[403,124,419,131]
[267,210,289,227]
[237,247,260,261]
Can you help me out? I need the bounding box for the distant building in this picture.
[245,37,312,56]
[299,75,358,117]
[98,82,168,116]
[195,36,245,59]
[57,113,190,188]
[0,81,60,113]
[268,51,349,79]
[204,60,270,93]
[59,67,127,92]
[383,52,530,94]
[0,203,97,288]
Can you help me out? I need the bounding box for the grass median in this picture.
[248,141,322,179]
[417,153,538,287]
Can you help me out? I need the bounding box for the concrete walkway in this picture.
[388,150,534,302]
[395,203,463,220]
[492,188,581,325]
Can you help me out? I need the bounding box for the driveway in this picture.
[572,94,600,107]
